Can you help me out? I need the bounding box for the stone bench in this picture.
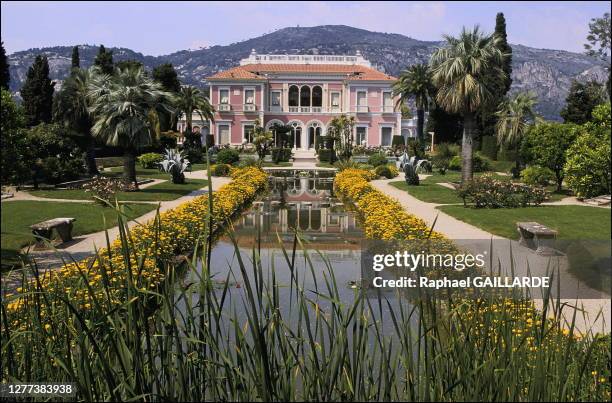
[30,218,76,246]
[517,221,559,255]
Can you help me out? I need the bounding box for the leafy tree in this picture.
[495,92,539,176]
[21,55,55,126]
[1,89,28,185]
[71,46,80,70]
[88,65,174,186]
[584,12,611,98]
[393,64,434,144]
[93,45,114,75]
[564,103,611,198]
[327,114,355,162]
[560,80,606,124]
[25,123,84,188]
[0,40,9,90]
[252,119,273,160]
[521,122,578,191]
[152,63,181,93]
[53,67,98,175]
[152,63,182,131]
[430,26,505,183]
[175,85,214,150]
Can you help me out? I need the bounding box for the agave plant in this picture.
[159,148,190,184]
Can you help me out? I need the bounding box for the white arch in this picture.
[287,119,305,128]
[265,119,286,130]
[305,119,325,131]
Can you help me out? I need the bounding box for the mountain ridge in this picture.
[7,25,608,120]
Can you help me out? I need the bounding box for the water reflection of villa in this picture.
[226,175,363,251]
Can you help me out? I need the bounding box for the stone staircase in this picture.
[292,149,317,167]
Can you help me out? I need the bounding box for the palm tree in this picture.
[495,92,540,177]
[430,26,505,183]
[88,66,175,186]
[53,67,99,175]
[175,86,215,148]
[393,64,434,144]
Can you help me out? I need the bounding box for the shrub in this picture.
[334,159,360,171]
[367,153,388,167]
[447,153,491,172]
[138,152,164,169]
[432,143,460,174]
[457,174,548,208]
[317,149,336,163]
[205,134,215,149]
[211,163,231,177]
[480,135,497,160]
[216,148,240,165]
[564,103,611,198]
[391,135,405,147]
[237,156,261,168]
[83,176,136,206]
[374,164,398,179]
[183,147,203,164]
[448,155,462,171]
[271,147,292,163]
[520,166,555,187]
[159,131,178,150]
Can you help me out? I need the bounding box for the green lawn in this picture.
[390,180,463,204]
[1,201,156,268]
[437,205,611,240]
[30,179,208,202]
[103,164,208,180]
[389,171,507,204]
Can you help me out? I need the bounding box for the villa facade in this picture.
[178,50,418,149]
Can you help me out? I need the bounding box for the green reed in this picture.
[1,202,610,402]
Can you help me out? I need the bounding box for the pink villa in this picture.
[177,50,418,155]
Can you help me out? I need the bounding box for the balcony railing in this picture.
[218,104,231,112]
[243,104,257,112]
[356,105,369,113]
[311,107,322,113]
[288,106,299,112]
[300,107,311,113]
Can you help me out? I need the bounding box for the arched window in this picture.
[312,86,322,107]
[288,85,299,107]
[300,86,311,107]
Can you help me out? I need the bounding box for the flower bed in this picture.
[334,169,445,240]
[6,167,269,315]
[457,173,548,208]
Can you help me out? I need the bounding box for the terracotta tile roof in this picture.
[207,63,395,81]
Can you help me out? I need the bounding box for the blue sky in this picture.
[1,1,609,55]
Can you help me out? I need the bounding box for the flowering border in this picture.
[7,167,269,313]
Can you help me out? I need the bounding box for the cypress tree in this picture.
[152,63,182,131]
[94,45,114,74]
[21,55,55,126]
[0,40,9,90]
[71,46,80,69]
[495,12,513,93]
